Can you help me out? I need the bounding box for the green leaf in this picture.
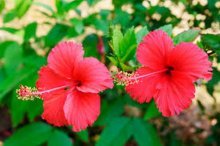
[48,130,72,146]
[208,0,218,10]
[55,0,65,16]
[96,117,132,146]
[197,99,205,113]
[24,22,37,41]
[158,24,172,36]
[11,92,42,127]
[3,11,16,23]
[70,18,84,34]
[0,68,4,82]
[26,100,43,121]
[201,34,220,54]
[0,67,36,101]
[0,27,19,33]
[10,72,42,126]
[112,27,137,63]
[0,41,18,58]
[15,0,33,18]
[33,2,54,13]
[45,23,69,47]
[120,28,137,62]
[76,129,89,143]
[82,34,100,58]
[132,118,162,146]
[173,29,200,45]
[107,56,118,66]
[0,0,5,14]
[94,19,109,34]
[3,42,23,75]
[169,133,182,146]
[4,122,53,146]
[136,26,149,43]
[55,0,82,15]
[112,0,127,8]
[64,0,83,11]
[8,58,43,126]
[95,98,124,126]
[112,26,123,57]
[113,9,131,27]
[23,54,46,68]
[86,0,100,6]
[207,68,220,95]
[3,0,33,22]
[144,101,161,120]
[124,94,147,108]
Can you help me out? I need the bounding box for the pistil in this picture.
[16,85,69,100]
[114,69,168,86]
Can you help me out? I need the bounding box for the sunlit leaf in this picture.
[82,34,100,58]
[173,29,200,44]
[15,0,33,18]
[158,24,173,36]
[3,42,23,75]
[0,27,19,33]
[0,0,5,14]
[112,27,137,62]
[112,26,123,57]
[3,11,16,23]
[24,22,37,41]
[64,0,83,11]
[70,18,84,34]
[120,27,137,62]
[45,23,69,47]
[33,2,54,13]
[201,34,220,54]
[0,67,36,101]
[136,26,149,43]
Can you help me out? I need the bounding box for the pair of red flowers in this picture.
[19,30,212,132]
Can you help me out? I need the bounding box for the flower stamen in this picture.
[114,69,168,86]
[16,85,69,100]
[113,71,139,85]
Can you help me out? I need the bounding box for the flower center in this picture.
[75,80,82,87]
[165,66,174,75]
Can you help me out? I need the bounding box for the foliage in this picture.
[0,0,220,146]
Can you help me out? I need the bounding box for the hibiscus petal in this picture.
[154,72,195,116]
[41,92,68,126]
[48,41,84,79]
[64,91,100,132]
[125,67,163,103]
[137,30,174,69]
[168,42,212,81]
[36,66,71,91]
[74,57,113,93]
[36,66,69,126]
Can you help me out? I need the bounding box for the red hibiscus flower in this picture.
[124,30,212,116]
[34,42,113,132]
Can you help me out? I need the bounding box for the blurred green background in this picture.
[0,0,220,146]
